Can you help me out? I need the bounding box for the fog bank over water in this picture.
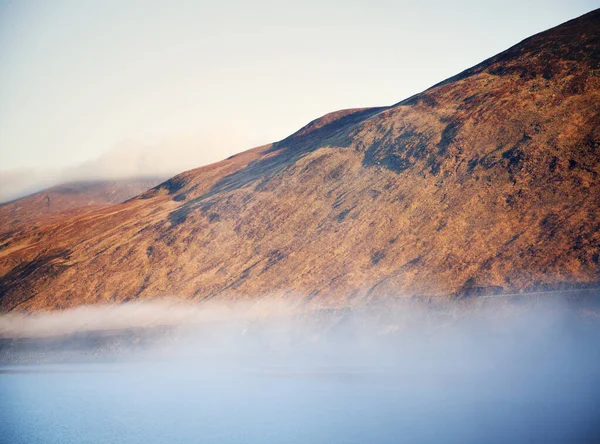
[1,293,597,337]
[1,295,600,443]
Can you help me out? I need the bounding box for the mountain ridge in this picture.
[1,9,599,312]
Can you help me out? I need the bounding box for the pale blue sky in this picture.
[0,0,597,200]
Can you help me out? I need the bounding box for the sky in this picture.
[0,0,597,201]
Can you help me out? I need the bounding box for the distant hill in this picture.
[1,10,599,312]
[0,178,164,231]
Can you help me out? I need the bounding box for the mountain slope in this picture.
[1,10,599,312]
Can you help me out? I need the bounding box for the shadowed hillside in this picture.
[0,10,599,312]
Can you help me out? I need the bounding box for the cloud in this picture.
[0,133,235,203]
[0,168,64,203]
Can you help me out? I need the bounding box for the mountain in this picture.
[0,178,165,231]
[1,10,599,312]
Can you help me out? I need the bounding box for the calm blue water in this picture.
[1,355,599,444]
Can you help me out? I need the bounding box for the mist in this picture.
[0,133,233,203]
[1,295,599,443]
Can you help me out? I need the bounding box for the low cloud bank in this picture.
[0,298,301,339]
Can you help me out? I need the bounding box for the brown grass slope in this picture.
[1,10,599,312]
